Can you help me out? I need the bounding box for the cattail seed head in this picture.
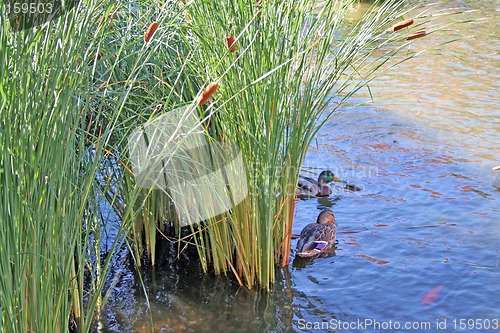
[98,12,118,25]
[392,18,414,31]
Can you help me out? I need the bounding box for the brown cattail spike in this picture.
[406,30,426,41]
[144,22,159,43]
[226,35,236,53]
[392,18,414,32]
[197,82,219,105]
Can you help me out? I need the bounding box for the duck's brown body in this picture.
[296,209,337,257]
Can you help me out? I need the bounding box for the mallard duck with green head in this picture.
[296,209,338,258]
[296,170,343,198]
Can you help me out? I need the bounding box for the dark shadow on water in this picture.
[98,236,296,332]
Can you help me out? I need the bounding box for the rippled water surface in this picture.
[100,1,499,332]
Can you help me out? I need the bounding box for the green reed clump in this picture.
[180,0,438,289]
[0,0,201,330]
[0,0,450,329]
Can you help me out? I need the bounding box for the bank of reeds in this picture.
[0,1,105,330]
[0,0,200,330]
[1,0,448,330]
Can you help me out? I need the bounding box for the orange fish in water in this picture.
[357,254,389,265]
[422,284,444,305]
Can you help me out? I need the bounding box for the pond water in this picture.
[98,1,499,332]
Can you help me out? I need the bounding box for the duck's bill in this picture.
[332,176,343,182]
